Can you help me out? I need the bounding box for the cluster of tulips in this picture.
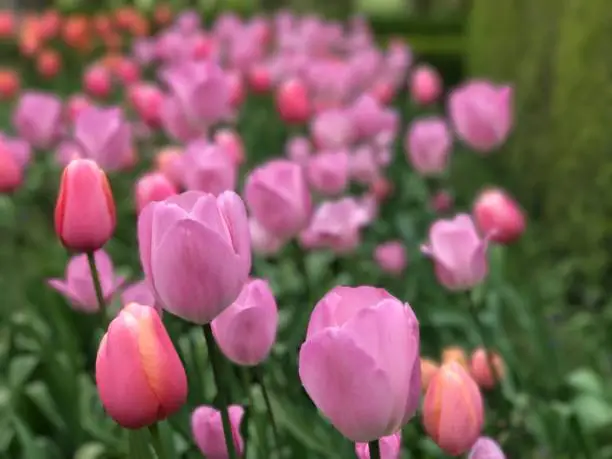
[0,5,529,459]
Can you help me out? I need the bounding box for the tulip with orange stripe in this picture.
[96,302,187,429]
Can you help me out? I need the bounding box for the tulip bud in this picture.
[36,49,61,79]
[55,159,116,252]
[355,432,402,459]
[473,188,525,244]
[410,65,442,105]
[84,64,112,98]
[65,94,92,123]
[155,146,183,186]
[135,172,177,214]
[306,149,350,196]
[212,278,278,366]
[420,358,439,392]
[405,117,452,176]
[311,109,354,150]
[276,78,310,124]
[442,346,469,370]
[191,405,245,459]
[128,83,163,128]
[431,190,453,214]
[469,436,506,459]
[0,68,19,101]
[0,134,30,193]
[96,303,187,428]
[470,348,504,389]
[115,58,140,85]
[374,241,407,276]
[421,214,488,291]
[423,362,484,456]
[181,140,237,196]
[248,65,272,93]
[13,91,62,150]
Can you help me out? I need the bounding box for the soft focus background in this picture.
[1,0,611,458]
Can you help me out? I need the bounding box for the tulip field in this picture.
[0,5,610,459]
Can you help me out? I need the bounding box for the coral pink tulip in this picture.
[0,134,30,193]
[420,359,439,392]
[423,362,484,456]
[155,147,183,186]
[84,65,112,98]
[470,348,504,389]
[180,140,236,195]
[13,91,62,150]
[48,250,124,313]
[421,214,488,291]
[244,159,312,239]
[306,149,350,196]
[55,159,116,252]
[276,78,310,124]
[96,303,187,428]
[410,65,442,105]
[135,172,177,214]
[473,188,525,244]
[138,191,251,324]
[212,278,278,366]
[36,49,61,79]
[299,286,421,442]
[442,346,469,370]
[374,241,407,276]
[355,432,402,459]
[191,405,244,459]
[405,117,452,176]
[449,80,513,153]
[469,437,506,459]
[0,68,19,100]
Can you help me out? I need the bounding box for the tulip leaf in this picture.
[24,381,66,431]
[11,416,45,459]
[127,429,154,459]
[566,368,604,395]
[571,395,612,433]
[8,355,39,388]
[74,442,106,459]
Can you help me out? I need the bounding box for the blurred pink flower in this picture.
[405,117,452,176]
[135,172,178,214]
[276,78,310,124]
[83,64,112,99]
[13,91,62,150]
[128,82,163,128]
[180,139,237,195]
[285,136,311,165]
[410,65,442,105]
[249,218,285,256]
[306,149,350,196]
[311,109,354,150]
[0,134,30,193]
[213,128,245,166]
[121,279,157,310]
[473,187,525,244]
[374,241,407,276]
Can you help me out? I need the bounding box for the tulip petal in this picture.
[217,191,251,267]
[137,203,155,284]
[299,328,395,442]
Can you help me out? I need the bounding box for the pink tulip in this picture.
[473,188,525,244]
[423,362,484,456]
[0,134,30,193]
[138,191,251,324]
[311,109,354,150]
[469,437,506,459]
[180,140,237,195]
[135,172,177,214]
[226,71,245,110]
[410,65,442,105]
[48,249,124,313]
[96,303,187,429]
[65,94,92,123]
[249,217,284,256]
[83,65,112,99]
[244,159,312,239]
[73,106,134,171]
[191,405,244,459]
[405,117,452,176]
[469,348,504,389]
[306,149,350,196]
[431,190,453,214]
[212,278,278,366]
[349,94,397,142]
[54,159,116,252]
[421,214,488,291]
[374,241,407,276]
[247,65,272,93]
[213,128,245,166]
[13,91,62,149]
[286,136,311,165]
[115,58,140,86]
[276,78,310,124]
[121,279,157,311]
[449,80,513,152]
[350,145,381,185]
[299,286,421,441]
[128,83,163,127]
[155,146,183,186]
[160,93,202,142]
[355,432,402,459]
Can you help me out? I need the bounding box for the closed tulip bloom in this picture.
[469,437,506,459]
[212,278,278,366]
[0,134,30,193]
[350,94,397,141]
[245,159,312,239]
[299,286,421,442]
[0,68,20,100]
[410,65,442,105]
[473,188,525,244]
[374,241,407,276]
[355,432,402,459]
[405,117,452,176]
[423,362,484,456]
[470,348,504,389]
[181,140,236,195]
[138,191,251,324]
[73,106,134,171]
[135,172,177,214]
[442,346,469,370]
[311,109,354,150]
[214,128,245,166]
[55,159,116,252]
[48,249,124,313]
[191,405,245,459]
[276,78,310,124]
[155,146,183,186]
[421,214,488,291]
[286,136,311,165]
[65,94,92,123]
[96,303,187,429]
[160,93,202,142]
[420,359,439,392]
[128,82,163,127]
[306,149,350,196]
[350,145,381,186]
[83,64,112,99]
[13,91,62,149]
[449,80,512,153]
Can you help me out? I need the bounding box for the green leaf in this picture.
[9,355,39,388]
[566,368,604,395]
[24,381,66,431]
[74,443,106,459]
[128,429,154,459]
[11,416,45,459]
[571,394,612,432]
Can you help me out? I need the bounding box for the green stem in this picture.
[86,251,107,328]
[466,293,500,385]
[368,439,381,459]
[202,324,239,459]
[254,368,280,452]
[148,423,167,459]
[240,368,267,458]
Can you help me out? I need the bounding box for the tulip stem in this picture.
[202,324,239,459]
[466,293,500,386]
[86,251,107,328]
[368,439,381,459]
[148,423,167,459]
[254,367,280,452]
